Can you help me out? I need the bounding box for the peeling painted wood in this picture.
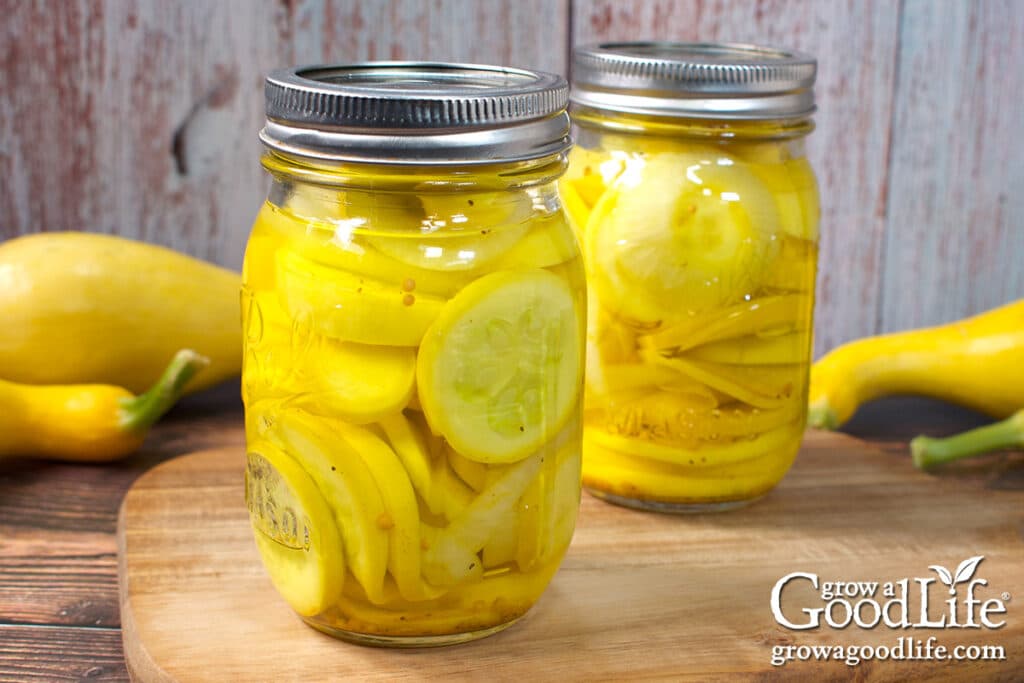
[0,0,291,269]
[293,0,570,75]
[880,0,1024,331]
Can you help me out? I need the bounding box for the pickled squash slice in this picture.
[369,192,531,272]
[588,418,801,469]
[561,145,626,208]
[558,181,591,238]
[429,456,475,521]
[744,157,820,241]
[299,339,416,423]
[417,269,583,464]
[493,220,578,270]
[377,413,434,507]
[245,443,345,616]
[447,446,488,491]
[515,442,581,573]
[600,391,803,444]
[276,249,444,346]
[259,204,477,297]
[538,444,581,564]
[686,329,811,365]
[644,353,797,410]
[589,152,781,324]
[422,452,543,586]
[761,234,818,293]
[330,420,443,602]
[246,295,416,422]
[264,410,389,604]
[582,434,798,500]
[644,294,812,352]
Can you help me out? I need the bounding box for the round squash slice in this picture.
[245,443,344,616]
[417,269,582,464]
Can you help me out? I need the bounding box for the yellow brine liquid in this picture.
[561,113,819,509]
[241,165,586,643]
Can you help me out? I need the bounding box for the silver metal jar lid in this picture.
[260,62,571,165]
[571,42,816,120]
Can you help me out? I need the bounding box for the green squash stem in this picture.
[118,350,210,433]
[910,409,1024,470]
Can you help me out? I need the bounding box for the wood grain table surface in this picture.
[1,384,1021,682]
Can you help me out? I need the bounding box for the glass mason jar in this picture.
[241,64,585,646]
[561,43,819,512]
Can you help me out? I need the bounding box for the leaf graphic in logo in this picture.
[930,556,985,595]
[929,565,954,589]
[953,555,985,584]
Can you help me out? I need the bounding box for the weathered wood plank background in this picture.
[1,0,1021,354]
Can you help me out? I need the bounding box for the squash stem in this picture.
[119,350,210,433]
[911,409,1024,470]
[807,398,838,430]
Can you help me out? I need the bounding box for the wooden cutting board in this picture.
[118,431,1023,681]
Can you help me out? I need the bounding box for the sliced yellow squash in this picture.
[447,446,488,491]
[377,412,434,508]
[586,419,799,468]
[245,443,345,617]
[369,191,531,272]
[328,419,442,602]
[417,269,583,463]
[422,452,543,586]
[276,248,444,346]
[298,339,415,423]
[429,455,475,522]
[264,409,389,604]
[643,294,812,352]
[685,330,811,365]
[589,152,781,324]
[493,217,578,270]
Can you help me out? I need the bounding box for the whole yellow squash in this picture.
[809,298,1024,429]
[0,232,241,393]
[0,350,208,461]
